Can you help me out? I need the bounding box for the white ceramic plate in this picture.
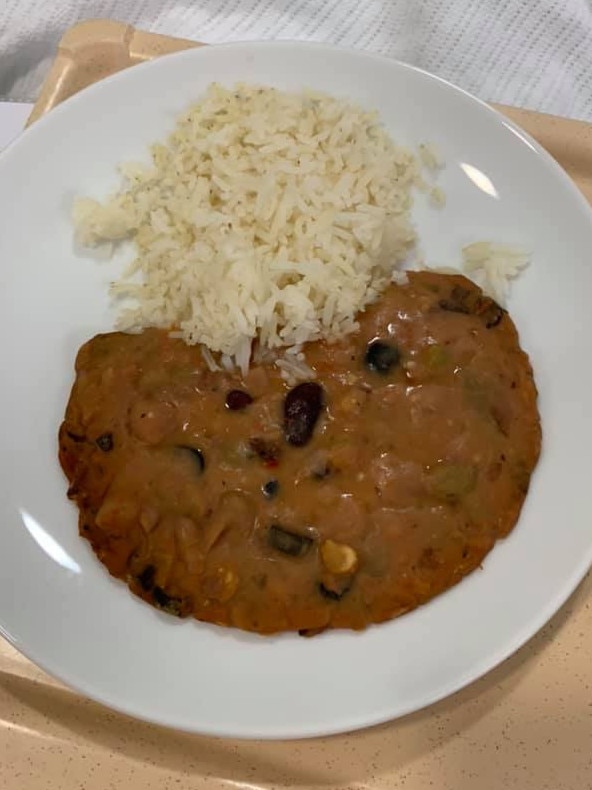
[1,42,592,740]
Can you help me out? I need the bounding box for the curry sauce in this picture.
[59,272,541,634]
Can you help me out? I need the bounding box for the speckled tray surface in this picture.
[2,19,592,790]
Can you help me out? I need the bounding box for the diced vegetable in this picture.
[268,525,313,557]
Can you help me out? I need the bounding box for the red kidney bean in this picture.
[283,382,324,447]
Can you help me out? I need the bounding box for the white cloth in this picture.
[1,1,592,119]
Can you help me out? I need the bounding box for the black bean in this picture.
[225,389,253,411]
[66,431,86,443]
[283,382,324,447]
[153,585,171,607]
[152,585,184,616]
[177,446,206,473]
[298,627,327,637]
[96,433,114,452]
[137,564,156,591]
[318,581,350,601]
[268,524,313,557]
[248,437,281,465]
[364,340,400,375]
[438,286,472,315]
[262,479,279,498]
[439,285,505,329]
[482,302,504,328]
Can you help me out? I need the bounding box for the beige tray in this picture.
[4,19,592,790]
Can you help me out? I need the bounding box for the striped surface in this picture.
[2,0,592,119]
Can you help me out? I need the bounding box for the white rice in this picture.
[418,142,443,171]
[461,242,530,304]
[422,242,530,305]
[73,83,425,371]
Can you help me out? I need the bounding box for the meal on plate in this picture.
[60,84,541,635]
